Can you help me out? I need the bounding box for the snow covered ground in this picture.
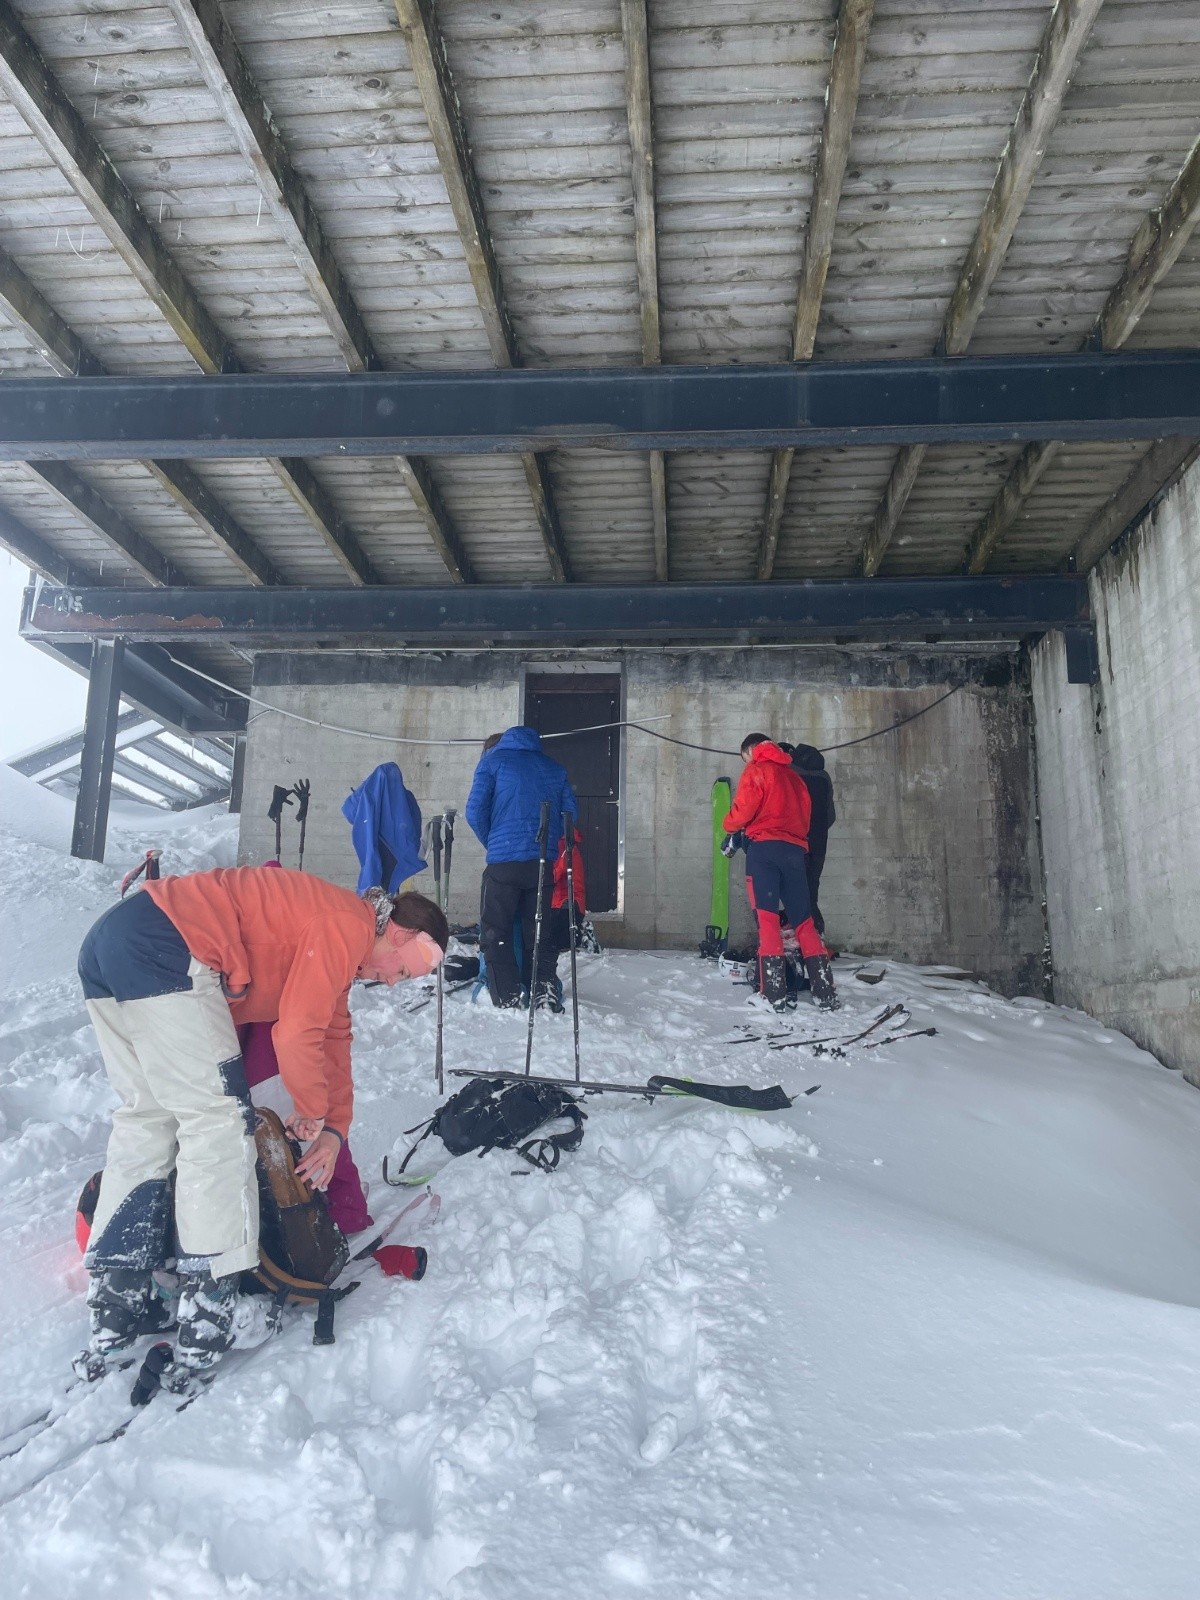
[3,772,1200,1598]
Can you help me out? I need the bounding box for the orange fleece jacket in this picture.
[145,867,375,1137]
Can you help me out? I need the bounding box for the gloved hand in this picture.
[720,831,745,858]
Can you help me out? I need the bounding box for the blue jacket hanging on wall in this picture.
[341,762,427,894]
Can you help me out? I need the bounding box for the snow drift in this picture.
[2,786,1200,1598]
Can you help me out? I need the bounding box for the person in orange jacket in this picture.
[723,733,838,1012]
[75,866,447,1380]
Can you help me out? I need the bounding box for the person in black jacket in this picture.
[780,743,835,937]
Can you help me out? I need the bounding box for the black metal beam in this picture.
[9,707,148,777]
[0,353,1199,460]
[22,579,1091,647]
[71,637,124,861]
[21,588,246,733]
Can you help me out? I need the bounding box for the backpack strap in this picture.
[515,1103,586,1172]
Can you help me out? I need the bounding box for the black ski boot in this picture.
[75,1268,174,1380]
[805,955,840,1010]
[173,1270,273,1386]
[759,955,789,1013]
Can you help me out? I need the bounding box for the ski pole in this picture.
[431,815,443,908]
[441,808,456,912]
[524,800,551,1076]
[563,811,581,1083]
[268,784,293,862]
[292,779,310,871]
[434,958,444,1096]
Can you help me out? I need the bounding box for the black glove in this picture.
[720,831,746,858]
[267,784,294,825]
[291,778,311,824]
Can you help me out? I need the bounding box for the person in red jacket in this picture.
[723,733,838,1011]
[75,867,447,1381]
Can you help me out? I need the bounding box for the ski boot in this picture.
[757,955,790,1014]
[804,955,840,1011]
[534,977,565,1014]
[73,1267,175,1382]
[169,1269,276,1391]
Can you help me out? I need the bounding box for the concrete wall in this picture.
[1032,456,1200,1082]
[240,647,1045,995]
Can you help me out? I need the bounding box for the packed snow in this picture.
[3,771,1200,1598]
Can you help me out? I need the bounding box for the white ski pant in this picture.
[85,959,259,1279]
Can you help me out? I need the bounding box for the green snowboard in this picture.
[700,775,733,957]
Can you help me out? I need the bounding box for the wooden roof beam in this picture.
[861,0,1103,578]
[163,0,473,583]
[0,502,86,584]
[163,0,375,375]
[966,130,1200,574]
[620,0,668,580]
[1069,437,1197,573]
[0,0,378,586]
[30,462,184,586]
[394,0,572,583]
[759,0,874,581]
[0,244,281,585]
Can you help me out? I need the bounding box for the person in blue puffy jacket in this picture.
[465,726,578,1009]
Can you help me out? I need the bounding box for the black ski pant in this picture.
[480,859,557,1008]
[805,838,827,936]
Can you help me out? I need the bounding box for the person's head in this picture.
[482,732,503,754]
[359,890,450,986]
[740,732,771,765]
[775,740,795,757]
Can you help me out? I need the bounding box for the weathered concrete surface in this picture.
[241,648,1045,995]
[1033,456,1200,1081]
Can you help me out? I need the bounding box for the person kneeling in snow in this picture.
[723,733,838,1012]
[77,866,447,1379]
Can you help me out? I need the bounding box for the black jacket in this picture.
[790,745,835,850]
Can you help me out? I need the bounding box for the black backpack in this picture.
[389,1076,586,1182]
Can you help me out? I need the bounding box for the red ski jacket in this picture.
[723,742,812,849]
[551,827,587,911]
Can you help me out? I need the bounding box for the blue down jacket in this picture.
[341,761,427,893]
[465,726,577,865]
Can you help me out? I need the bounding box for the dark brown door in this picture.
[525,674,621,913]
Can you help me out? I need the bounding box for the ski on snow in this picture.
[0,1190,440,1495]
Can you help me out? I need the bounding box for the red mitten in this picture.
[373,1244,427,1280]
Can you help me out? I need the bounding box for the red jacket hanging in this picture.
[551,827,587,911]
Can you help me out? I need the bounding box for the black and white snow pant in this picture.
[78,893,259,1280]
[479,859,558,1008]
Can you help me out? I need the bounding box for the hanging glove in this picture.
[291,778,311,823]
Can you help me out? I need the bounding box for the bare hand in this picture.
[295,1129,341,1191]
[285,1114,324,1143]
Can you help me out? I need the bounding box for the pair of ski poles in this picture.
[422,808,457,914]
[268,779,310,869]
[523,802,582,1083]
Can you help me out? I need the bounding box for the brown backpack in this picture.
[247,1107,352,1343]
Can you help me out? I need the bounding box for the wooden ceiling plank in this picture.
[0,241,281,585]
[758,0,874,581]
[0,500,83,583]
[163,0,377,375]
[30,461,182,586]
[164,0,472,582]
[0,0,379,586]
[394,0,572,583]
[968,131,1200,573]
[1070,437,1197,573]
[621,0,668,581]
[861,0,1104,577]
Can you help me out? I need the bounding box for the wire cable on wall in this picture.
[166,650,964,758]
